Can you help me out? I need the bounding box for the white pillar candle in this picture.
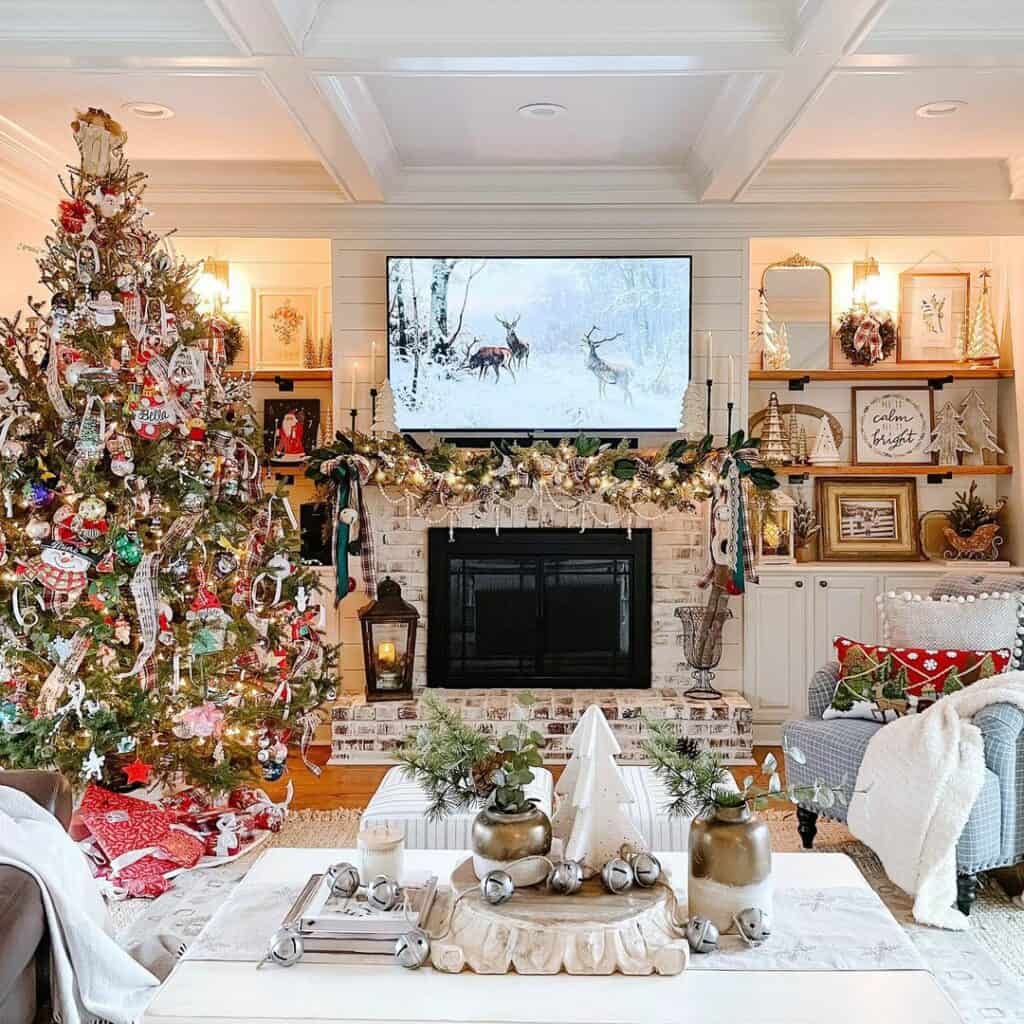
[706,331,714,381]
[358,823,405,885]
[351,361,359,408]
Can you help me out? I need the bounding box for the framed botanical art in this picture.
[852,386,934,465]
[897,271,970,362]
[817,477,920,561]
[252,288,318,371]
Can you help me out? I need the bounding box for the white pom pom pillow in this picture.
[878,590,1024,670]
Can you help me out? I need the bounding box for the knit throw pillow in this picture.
[823,636,1011,723]
[878,590,1024,669]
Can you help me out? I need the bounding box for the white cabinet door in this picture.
[811,574,880,669]
[745,575,810,723]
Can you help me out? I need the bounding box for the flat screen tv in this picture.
[386,256,691,433]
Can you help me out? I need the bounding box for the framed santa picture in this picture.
[263,398,321,465]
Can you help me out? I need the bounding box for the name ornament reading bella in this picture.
[855,389,932,464]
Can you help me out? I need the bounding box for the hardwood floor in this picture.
[263,746,786,812]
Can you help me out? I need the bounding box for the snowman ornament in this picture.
[17,542,96,612]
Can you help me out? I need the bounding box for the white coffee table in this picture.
[145,849,961,1024]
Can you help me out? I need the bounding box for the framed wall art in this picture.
[263,398,321,466]
[897,271,970,362]
[252,287,318,371]
[816,477,920,562]
[852,386,934,465]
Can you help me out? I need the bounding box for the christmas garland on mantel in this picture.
[307,431,778,599]
[308,431,777,518]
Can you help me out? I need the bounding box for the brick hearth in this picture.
[329,688,753,765]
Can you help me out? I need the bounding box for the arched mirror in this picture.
[761,254,832,369]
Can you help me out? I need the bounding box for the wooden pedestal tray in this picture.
[427,858,689,976]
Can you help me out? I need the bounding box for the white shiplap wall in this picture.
[331,227,751,695]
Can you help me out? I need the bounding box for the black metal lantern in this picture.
[358,576,419,701]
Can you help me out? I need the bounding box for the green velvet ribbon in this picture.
[333,464,352,602]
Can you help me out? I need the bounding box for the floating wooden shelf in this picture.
[226,369,332,382]
[750,366,1012,382]
[777,464,1012,477]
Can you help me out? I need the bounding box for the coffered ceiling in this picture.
[0,0,1022,214]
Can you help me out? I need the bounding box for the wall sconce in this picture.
[852,256,882,309]
[195,258,231,312]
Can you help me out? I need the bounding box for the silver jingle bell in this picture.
[327,861,361,899]
[480,869,515,905]
[394,928,431,969]
[600,857,635,894]
[546,859,584,896]
[685,916,719,954]
[734,907,772,946]
[266,926,304,967]
[630,851,662,888]
[367,874,402,912]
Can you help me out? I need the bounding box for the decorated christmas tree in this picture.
[928,401,971,466]
[966,269,1000,364]
[959,389,1002,466]
[0,108,334,792]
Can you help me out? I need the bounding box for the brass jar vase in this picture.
[688,803,772,933]
[471,805,552,885]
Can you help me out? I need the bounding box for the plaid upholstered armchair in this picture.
[782,574,1024,916]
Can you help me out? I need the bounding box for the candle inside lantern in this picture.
[377,640,397,669]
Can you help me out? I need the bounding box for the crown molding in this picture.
[746,158,1011,203]
[1007,156,1024,201]
[136,159,346,205]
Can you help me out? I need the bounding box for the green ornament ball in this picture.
[114,532,143,566]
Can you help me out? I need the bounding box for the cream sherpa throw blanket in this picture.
[847,671,1024,930]
[0,785,159,1024]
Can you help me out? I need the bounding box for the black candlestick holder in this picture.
[370,387,379,433]
[705,378,713,439]
[726,401,734,442]
[349,408,358,438]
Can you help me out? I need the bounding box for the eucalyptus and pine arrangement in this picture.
[643,719,845,933]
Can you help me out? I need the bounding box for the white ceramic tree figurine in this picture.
[808,416,841,465]
[372,378,398,435]
[550,705,600,842]
[679,378,707,441]
[959,389,1003,466]
[928,401,971,466]
[752,288,777,368]
[561,706,646,876]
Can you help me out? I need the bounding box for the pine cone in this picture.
[470,752,507,796]
[675,736,702,761]
[635,461,658,486]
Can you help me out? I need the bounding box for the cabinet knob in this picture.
[794,580,803,589]
[819,580,828,588]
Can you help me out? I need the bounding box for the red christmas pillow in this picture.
[824,636,1010,723]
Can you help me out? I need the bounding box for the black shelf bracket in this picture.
[274,375,295,392]
[927,375,955,391]
[274,474,297,485]
[787,375,812,392]
[926,471,954,484]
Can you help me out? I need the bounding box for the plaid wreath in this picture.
[836,307,897,366]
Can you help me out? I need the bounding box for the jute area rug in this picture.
[115,808,1024,1019]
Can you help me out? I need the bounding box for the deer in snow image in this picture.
[582,325,633,404]
[459,337,517,383]
[495,314,530,370]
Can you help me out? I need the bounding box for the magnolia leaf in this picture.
[498,734,518,752]
[783,739,807,766]
[768,772,781,794]
[761,752,778,775]
[743,774,754,790]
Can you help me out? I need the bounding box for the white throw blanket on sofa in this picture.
[0,785,159,1024]
[848,671,1024,930]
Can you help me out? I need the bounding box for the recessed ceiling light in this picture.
[518,102,566,121]
[915,100,967,119]
[122,101,175,120]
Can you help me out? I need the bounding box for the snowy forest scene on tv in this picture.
[387,257,692,431]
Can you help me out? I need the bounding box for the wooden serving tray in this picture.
[427,858,689,976]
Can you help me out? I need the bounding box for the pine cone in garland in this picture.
[634,460,658,487]
[675,736,702,761]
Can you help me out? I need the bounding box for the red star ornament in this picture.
[123,756,153,785]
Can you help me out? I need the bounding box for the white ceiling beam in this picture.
[203,0,384,201]
[690,0,892,203]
